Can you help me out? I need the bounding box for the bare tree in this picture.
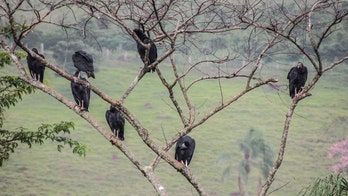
[233,1,348,195]
[0,0,347,195]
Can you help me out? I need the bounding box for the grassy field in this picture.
[0,53,347,196]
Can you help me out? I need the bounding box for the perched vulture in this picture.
[71,71,90,111]
[133,29,158,72]
[26,48,45,83]
[175,135,196,167]
[72,50,95,78]
[287,62,308,98]
[105,105,125,141]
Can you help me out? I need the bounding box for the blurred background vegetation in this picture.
[0,1,347,195]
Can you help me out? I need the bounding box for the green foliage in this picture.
[0,51,27,67]
[0,76,35,109]
[0,121,86,166]
[0,23,29,39]
[0,76,34,127]
[0,52,12,68]
[0,50,33,126]
[300,173,348,196]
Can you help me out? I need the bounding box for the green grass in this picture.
[1,53,348,196]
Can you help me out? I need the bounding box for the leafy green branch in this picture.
[0,76,35,107]
[0,121,86,166]
[0,51,86,167]
[0,51,26,67]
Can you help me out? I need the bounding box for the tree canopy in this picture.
[0,0,347,195]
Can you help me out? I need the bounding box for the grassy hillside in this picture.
[0,53,347,196]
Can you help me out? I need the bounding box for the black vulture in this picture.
[105,105,125,141]
[26,48,45,83]
[287,62,308,98]
[133,29,158,72]
[71,71,91,111]
[175,135,196,167]
[72,50,95,78]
